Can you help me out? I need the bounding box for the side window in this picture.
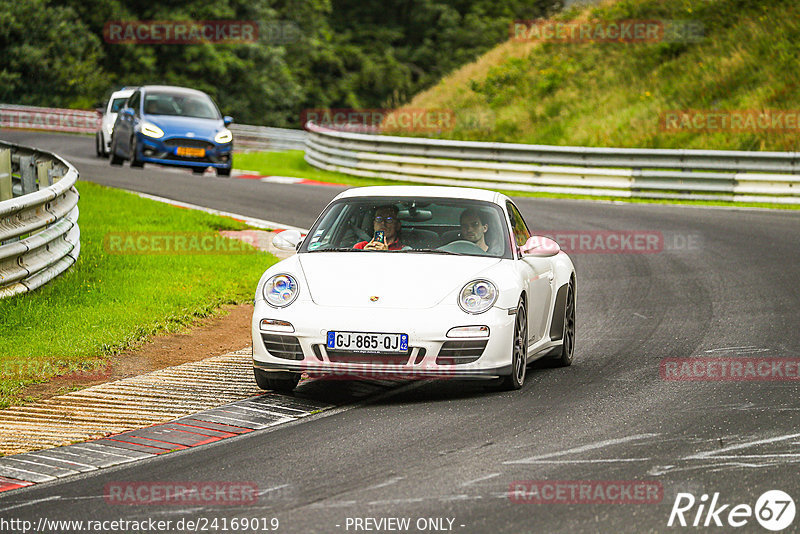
[129,92,140,115]
[506,201,531,248]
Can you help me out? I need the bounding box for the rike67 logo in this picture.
[668,490,796,531]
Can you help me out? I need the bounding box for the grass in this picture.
[389,0,800,152]
[234,150,800,210]
[0,181,279,408]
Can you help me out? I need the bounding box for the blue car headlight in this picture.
[214,129,233,144]
[263,274,299,307]
[458,279,497,314]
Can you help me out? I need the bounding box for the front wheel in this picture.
[499,298,527,390]
[109,136,124,166]
[551,279,576,367]
[130,136,144,168]
[254,368,300,394]
[95,133,105,157]
[216,166,231,177]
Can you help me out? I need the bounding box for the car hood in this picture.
[144,115,224,139]
[297,252,501,309]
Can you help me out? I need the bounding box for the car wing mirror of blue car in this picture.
[223,115,233,126]
[120,108,135,118]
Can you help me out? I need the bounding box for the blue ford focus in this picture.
[110,85,233,176]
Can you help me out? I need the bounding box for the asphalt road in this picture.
[2,131,800,533]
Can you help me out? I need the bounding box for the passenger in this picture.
[460,208,489,252]
[354,205,404,250]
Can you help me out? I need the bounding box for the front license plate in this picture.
[327,331,409,353]
[176,146,205,157]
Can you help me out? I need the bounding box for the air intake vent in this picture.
[436,340,488,365]
[261,334,303,360]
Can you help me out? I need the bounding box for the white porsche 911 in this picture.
[252,186,576,393]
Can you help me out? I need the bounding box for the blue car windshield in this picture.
[110,97,128,113]
[143,92,220,119]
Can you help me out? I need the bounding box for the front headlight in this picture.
[263,274,299,307]
[141,121,164,138]
[458,279,498,314]
[214,129,232,143]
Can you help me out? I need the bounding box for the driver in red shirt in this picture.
[354,205,404,251]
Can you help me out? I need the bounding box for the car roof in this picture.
[333,186,504,204]
[137,85,211,97]
[109,89,134,99]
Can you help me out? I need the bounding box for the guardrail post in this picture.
[0,149,11,201]
[37,161,53,190]
[19,156,36,195]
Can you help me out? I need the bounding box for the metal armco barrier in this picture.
[0,141,80,298]
[230,124,307,152]
[304,122,800,204]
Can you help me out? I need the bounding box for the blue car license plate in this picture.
[327,331,409,353]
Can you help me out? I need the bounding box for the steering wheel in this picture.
[437,240,488,254]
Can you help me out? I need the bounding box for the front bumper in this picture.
[137,133,232,169]
[252,299,517,380]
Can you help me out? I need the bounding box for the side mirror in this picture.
[223,116,233,126]
[272,230,303,251]
[121,108,134,117]
[520,236,560,257]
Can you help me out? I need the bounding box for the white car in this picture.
[95,88,135,157]
[252,186,576,393]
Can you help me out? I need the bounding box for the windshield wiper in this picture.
[400,248,465,256]
[305,247,361,252]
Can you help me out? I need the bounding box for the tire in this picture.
[130,136,144,168]
[551,279,576,367]
[192,167,206,175]
[499,298,527,390]
[95,133,104,157]
[109,136,124,166]
[216,166,231,177]
[254,368,300,394]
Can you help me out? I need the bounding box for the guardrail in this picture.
[230,124,307,152]
[304,122,800,204]
[0,141,80,298]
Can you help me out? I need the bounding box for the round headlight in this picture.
[263,274,299,307]
[458,279,498,314]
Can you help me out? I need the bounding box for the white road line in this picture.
[684,432,800,460]
[365,476,405,490]
[461,473,501,486]
[0,496,59,513]
[504,433,659,464]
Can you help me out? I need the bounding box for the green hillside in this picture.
[391,0,800,151]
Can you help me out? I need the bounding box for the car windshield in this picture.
[300,196,512,259]
[143,92,220,119]
[109,97,128,113]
